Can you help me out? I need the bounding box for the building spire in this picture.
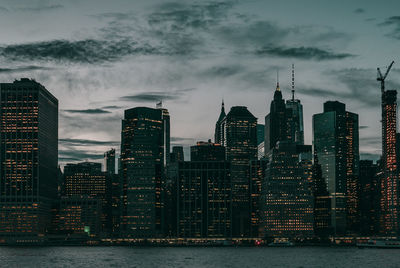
[291,63,295,101]
[222,99,225,112]
[276,69,280,91]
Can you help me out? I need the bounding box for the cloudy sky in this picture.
[0,0,400,166]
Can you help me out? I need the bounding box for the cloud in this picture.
[0,39,159,64]
[0,6,8,12]
[16,4,63,12]
[0,65,52,73]
[64,109,112,114]
[379,16,400,39]
[300,68,400,108]
[201,65,243,77]
[59,150,104,162]
[360,153,380,161]
[256,46,354,60]
[60,138,119,146]
[120,88,195,102]
[101,105,123,109]
[353,8,365,14]
[359,125,369,129]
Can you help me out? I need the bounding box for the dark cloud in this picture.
[60,138,119,146]
[102,105,123,109]
[16,4,63,12]
[120,88,195,102]
[148,1,234,30]
[59,150,104,162]
[64,109,112,114]
[257,46,354,60]
[0,39,159,64]
[0,6,8,12]
[300,68,400,108]
[379,16,400,39]
[353,8,365,14]
[0,65,52,73]
[359,125,369,129]
[201,65,243,77]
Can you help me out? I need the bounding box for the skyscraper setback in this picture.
[0,78,58,239]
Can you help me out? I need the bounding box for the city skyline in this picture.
[0,0,400,165]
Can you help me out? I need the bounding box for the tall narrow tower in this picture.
[378,61,398,235]
[214,100,226,144]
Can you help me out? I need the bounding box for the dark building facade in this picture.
[313,101,359,235]
[214,101,226,144]
[265,83,287,154]
[120,107,169,237]
[249,159,268,238]
[63,162,110,234]
[313,156,332,237]
[359,160,380,235]
[261,142,314,239]
[380,90,398,236]
[190,140,225,162]
[170,146,184,163]
[177,161,231,238]
[219,106,257,237]
[0,78,58,239]
[104,148,116,175]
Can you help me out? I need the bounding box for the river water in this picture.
[0,246,397,267]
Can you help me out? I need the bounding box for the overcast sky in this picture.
[0,0,400,166]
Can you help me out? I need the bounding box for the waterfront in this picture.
[0,247,397,268]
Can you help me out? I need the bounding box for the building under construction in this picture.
[378,61,399,236]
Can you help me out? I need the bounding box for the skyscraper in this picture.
[120,107,169,237]
[214,100,226,144]
[313,101,359,235]
[261,142,314,239]
[0,78,58,239]
[104,148,116,175]
[265,68,304,156]
[380,89,398,235]
[190,140,225,161]
[265,82,287,154]
[219,106,257,237]
[177,142,231,238]
[249,159,268,238]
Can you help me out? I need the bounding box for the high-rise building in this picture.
[380,90,398,236]
[104,148,116,175]
[359,160,380,235]
[313,156,332,238]
[63,162,110,234]
[177,143,231,238]
[286,98,304,145]
[265,73,304,156]
[261,142,314,239]
[170,146,184,163]
[214,100,226,144]
[313,101,359,235]
[0,78,58,239]
[120,107,169,237]
[265,82,287,154]
[249,159,268,238]
[190,140,225,161]
[219,106,257,237]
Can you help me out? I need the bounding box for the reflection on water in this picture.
[0,246,396,268]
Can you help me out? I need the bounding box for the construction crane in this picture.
[377,61,395,93]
